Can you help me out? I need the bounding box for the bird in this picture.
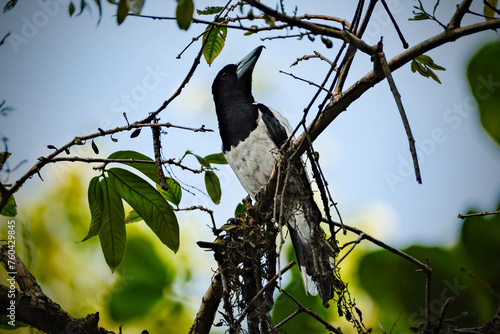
[212,46,337,306]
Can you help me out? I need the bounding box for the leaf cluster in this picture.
[82,150,227,271]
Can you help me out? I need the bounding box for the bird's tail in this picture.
[287,204,338,306]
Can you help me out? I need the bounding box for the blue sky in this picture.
[1,0,500,252]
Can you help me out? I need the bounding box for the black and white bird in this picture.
[212,46,336,306]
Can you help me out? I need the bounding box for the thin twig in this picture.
[375,44,422,184]
[235,261,296,326]
[328,220,430,271]
[279,70,334,97]
[277,288,343,334]
[457,210,500,219]
[152,119,169,191]
[380,0,409,48]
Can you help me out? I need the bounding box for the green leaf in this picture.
[415,55,445,71]
[108,234,171,322]
[235,202,246,218]
[117,0,128,25]
[157,179,182,207]
[409,12,430,21]
[81,176,105,242]
[202,24,227,66]
[185,150,211,168]
[0,152,11,170]
[125,209,142,223]
[107,168,179,253]
[99,177,126,272]
[176,0,194,30]
[411,54,445,84]
[108,150,160,184]
[467,40,500,146]
[204,152,228,165]
[205,171,221,205]
[197,6,223,15]
[0,195,16,217]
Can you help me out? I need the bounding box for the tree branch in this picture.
[0,245,114,334]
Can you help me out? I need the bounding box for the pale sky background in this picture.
[1,0,499,259]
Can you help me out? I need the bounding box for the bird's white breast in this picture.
[224,115,281,199]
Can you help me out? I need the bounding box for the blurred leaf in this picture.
[108,234,171,321]
[0,316,27,329]
[0,151,11,170]
[272,247,327,333]
[108,150,160,184]
[117,0,129,25]
[3,0,18,12]
[69,2,76,16]
[321,36,333,49]
[467,40,500,146]
[204,152,228,165]
[126,0,144,15]
[157,178,182,207]
[108,168,179,253]
[81,176,104,242]
[197,6,223,15]
[125,209,142,223]
[484,0,498,21]
[176,0,194,30]
[203,24,227,66]
[205,171,221,205]
[0,195,16,217]
[409,12,430,21]
[99,177,126,272]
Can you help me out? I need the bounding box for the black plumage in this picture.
[212,46,336,306]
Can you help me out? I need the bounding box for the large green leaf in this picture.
[176,0,194,30]
[203,23,227,66]
[204,170,221,205]
[81,176,105,242]
[108,234,172,321]
[108,150,160,184]
[467,40,500,146]
[99,177,126,272]
[107,168,179,252]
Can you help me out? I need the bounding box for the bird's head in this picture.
[212,46,265,107]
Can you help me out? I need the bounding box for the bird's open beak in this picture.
[236,46,265,79]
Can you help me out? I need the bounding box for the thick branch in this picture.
[292,18,500,157]
[0,245,114,334]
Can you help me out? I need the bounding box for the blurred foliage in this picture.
[467,39,500,146]
[0,171,195,333]
[357,201,500,333]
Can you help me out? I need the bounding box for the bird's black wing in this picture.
[257,103,289,148]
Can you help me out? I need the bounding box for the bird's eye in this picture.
[221,72,229,80]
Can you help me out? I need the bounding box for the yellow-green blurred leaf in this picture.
[484,0,498,21]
